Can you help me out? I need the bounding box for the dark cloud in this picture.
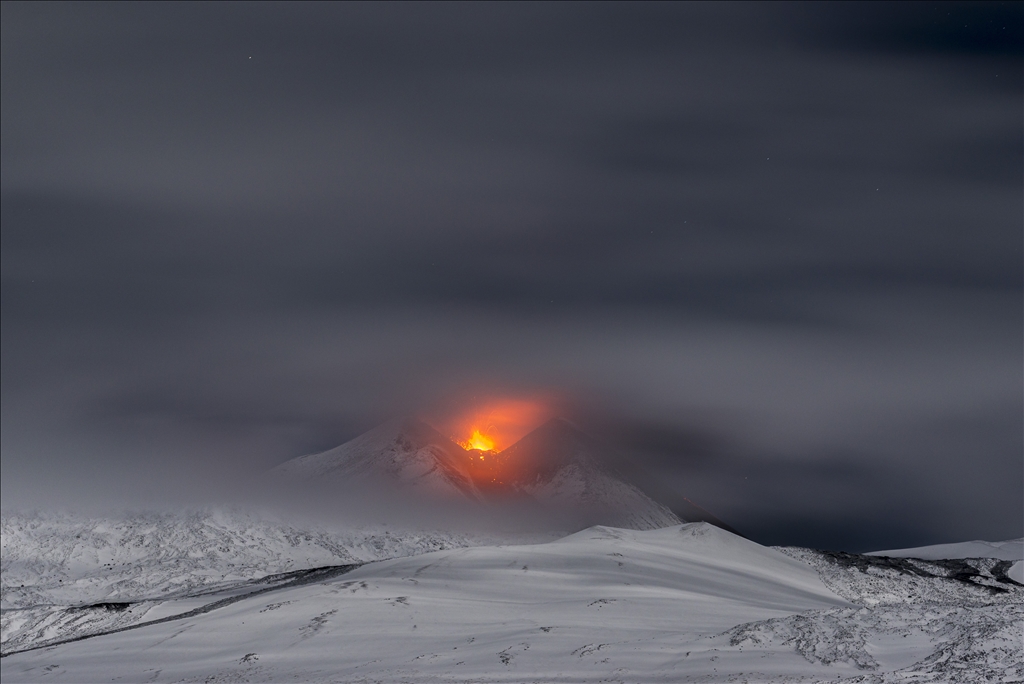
[2,2,1020,550]
[797,1,1024,57]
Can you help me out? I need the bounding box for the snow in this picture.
[4,521,1021,683]
[272,416,682,531]
[0,509,491,609]
[272,418,481,499]
[866,538,1024,561]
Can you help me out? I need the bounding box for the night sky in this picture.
[2,2,1021,551]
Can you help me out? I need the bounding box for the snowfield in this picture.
[2,517,1021,683]
[0,509,491,609]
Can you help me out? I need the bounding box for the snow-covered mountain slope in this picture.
[777,546,1022,607]
[273,417,682,531]
[0,565,359,655]
[3,523,1021,682]
[495,418,682,530]
[0,509,486,609]
[761,546,1024,683]
[865,538,1023,561]
[271,417,481,499]
[713,601,1022,683]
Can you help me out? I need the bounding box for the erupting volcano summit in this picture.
[272,415,681,531]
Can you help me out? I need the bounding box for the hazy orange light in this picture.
[439,397,553,453]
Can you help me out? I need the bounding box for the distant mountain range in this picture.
[272,417,681,530]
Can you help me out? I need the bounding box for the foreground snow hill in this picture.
[1,523,846,681]
[4,523,1021,683]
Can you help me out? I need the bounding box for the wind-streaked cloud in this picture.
[2,2,1020,550]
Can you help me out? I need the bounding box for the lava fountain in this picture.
[463,429,496,453]
[447,398,551,454]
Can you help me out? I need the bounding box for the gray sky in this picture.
[2,1,1021,551]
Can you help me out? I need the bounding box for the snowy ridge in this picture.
[865,538,1023,562]
[271,418,481,499]
[525,462,681,530]
[0,509,487,609]
[2,601,161,656]
[778,546,1024,607]
[508,419,681,530]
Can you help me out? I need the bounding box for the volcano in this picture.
[273,417,681,530]
[272,417,482,499]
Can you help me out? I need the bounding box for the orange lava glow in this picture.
[444,397,552,453]
[463,429,495,452]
